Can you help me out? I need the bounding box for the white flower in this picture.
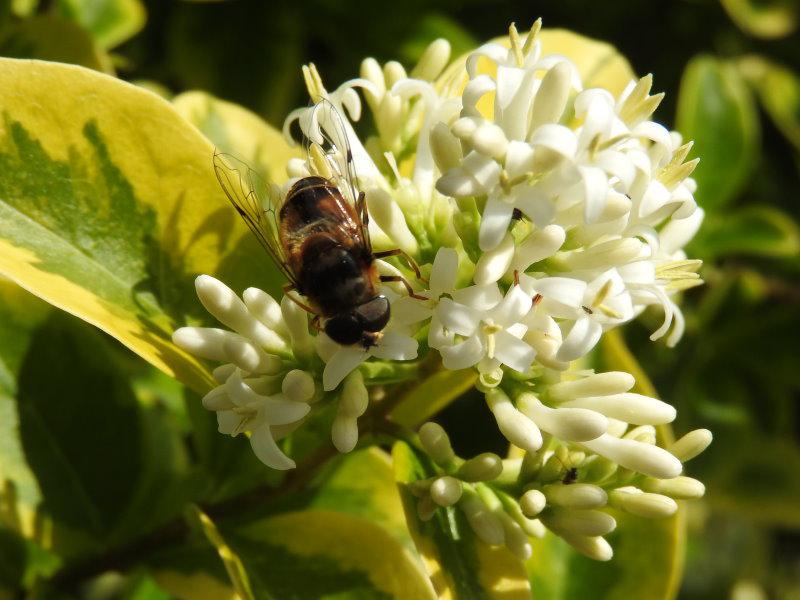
[318,329,418,392]
[433,283,536,376]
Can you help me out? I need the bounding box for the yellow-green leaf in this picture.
[720,0,797,39]
[0,14,112,72]
[228,510,436,599]
[390,367,478,428]
[738,55,800,152]
[393,441,531,600]
[676,55,760,211]
[56,0,146,49]
[172,90,299,182]
[0,58,294,393]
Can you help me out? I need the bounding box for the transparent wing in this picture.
[212,150,298,286]
[303,99,372,248]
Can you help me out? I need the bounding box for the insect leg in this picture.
[310,315,323,332]
[379,275,428,301]
[374,248,426,282]
[282,283,318,315]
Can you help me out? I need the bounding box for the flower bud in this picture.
[499,512,532,560]
[668,429,712,462]
[224,337,283,374]
[456,453,504,482]
[510,224,566,272]
[430,122,463,173]
[419,422,456,467]
[331,415,358,453]
[543,483,607,509]
[460,492,505,546]
[367,187,418,255]
[642,476,705,499]
[543,509,616,537]
[518,393,607,442]
[243,288,288,337]
[472,122,508,159]
[548,371,635,402]
[281,369,315,403]
[560,533,613,561]
[212,363,236,383]
[280,295,313,361]
[562,393,676,425]
[474,233,515,285]
[624,425,657,445]
[486,389,542,453]
[520,489,547,517]
[173,327,232,362]
[581,434,682,479]
[340,370,369,418]
[430,476,463,507]
[529,61,572,130]
[195,276,288,353]
[382,60,407,88]
[610,489,678,518]
[410,38,451,81]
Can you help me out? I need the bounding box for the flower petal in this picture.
[250,425,296,470]
[371,331,418,360]
[430,247,459,296]
[437,298,481,336]
[391,296,432,326]
[493,329,536,372]
[323,347,369,391]
[479,195,515,251]
[439,335,485,370]
[557,316,603,362]
[262,396,311,426]
[492,285,533,326]
[451,284,503,311]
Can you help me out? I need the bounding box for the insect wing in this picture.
[304,99,372,249]
[212,151,298,286]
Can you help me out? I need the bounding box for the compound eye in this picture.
[355,296,390,333]
[324,313,363,346]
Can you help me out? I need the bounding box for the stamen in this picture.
[508,23,524,67]
[522,18,542,56]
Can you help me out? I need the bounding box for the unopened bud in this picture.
[456,453,504,482]
[610,489,678,518]
[543,484,607,509]
[543,509,616,537]
[430,476,463,507]
[668,429,713,462]
[560,533,613,561]
[340,371,369,418]
[419,422,456,467]
[282,369,315,403]
[460,492,505,546]
[642,476,705,499]
[520,489,547,517]
[331,416,359,453]
[548,372,635,402]
[486,389,542,453]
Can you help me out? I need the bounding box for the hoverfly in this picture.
[213,100,423,348]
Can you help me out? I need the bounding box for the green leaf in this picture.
[720,0,797,39]
[226,510,436,599]
[0,14,112,72]
[305,448,412,547]
[528,510,685,600]
[692,205,800,259]
[0,281,49,533]
[738,55,800,152]
[676,55,760,211]
[0,58,294,393]
[187,506,254,600]
[0,526,26,591]
[702,432,800,528]
[390,367,478,428]
[172,90,299,181]
[56,0,146,49]
[393,441,531,600]
[16,313,190,552]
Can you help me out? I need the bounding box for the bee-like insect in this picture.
[213,101,422,348]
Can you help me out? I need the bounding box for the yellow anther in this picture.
[302,63,328,103]
[592,278,615,307]
[508,23,524,67]
[522,18,542,56]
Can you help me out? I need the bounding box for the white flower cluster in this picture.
[173,20,711,561]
